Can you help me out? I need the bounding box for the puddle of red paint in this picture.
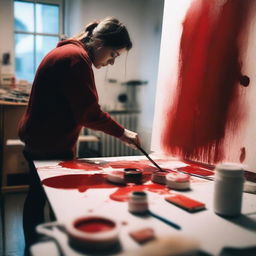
[42,173,171,202]
[42,174,123,192]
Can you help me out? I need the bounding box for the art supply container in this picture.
[66,215,119,251]
[214,163,244,217]
[124,168,143,184]
[128,191,148,214]
[166,172,190,190]
[151,171,167,184]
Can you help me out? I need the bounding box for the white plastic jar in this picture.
[128,191,148,214]
[214,163,245,217]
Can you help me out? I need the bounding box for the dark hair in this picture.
[74,17,132,50]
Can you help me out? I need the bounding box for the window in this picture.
[14,0,62,83]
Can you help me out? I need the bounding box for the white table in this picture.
[31,156,256,256]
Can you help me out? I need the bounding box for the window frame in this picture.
[14,0,64,81]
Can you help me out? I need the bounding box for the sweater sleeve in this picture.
[61,56,125,138]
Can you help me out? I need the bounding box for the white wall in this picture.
[65,0,164,151]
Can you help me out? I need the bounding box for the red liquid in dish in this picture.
[74,217,115,233]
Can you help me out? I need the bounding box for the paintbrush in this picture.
[148,210,181,230]
[135,144,166,172]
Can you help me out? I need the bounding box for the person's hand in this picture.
[119,129,141,149]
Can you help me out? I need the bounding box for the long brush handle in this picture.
[148,210,181,230]
[135,144,166,172]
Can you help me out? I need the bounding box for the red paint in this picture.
[58,159,167,174]
[42,174,123,192]
[162,0,251,164]
[74,217,115,233]
[178,165,214,176]
[59,160,107,171]
[110,184,170,202]
[239,147,246,163]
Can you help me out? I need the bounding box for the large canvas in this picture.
[152,0,256,171]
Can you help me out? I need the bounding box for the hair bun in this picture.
[85,22,98,35]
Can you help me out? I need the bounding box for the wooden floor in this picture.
[1,192,26,256]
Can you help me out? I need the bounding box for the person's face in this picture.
[92,45,126,69]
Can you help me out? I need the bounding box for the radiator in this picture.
[86,111,140,157]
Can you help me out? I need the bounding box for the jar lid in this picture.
[215,163,244,177]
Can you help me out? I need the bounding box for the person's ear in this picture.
[93,40,103,50]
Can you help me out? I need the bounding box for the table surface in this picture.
[31,155,256,256]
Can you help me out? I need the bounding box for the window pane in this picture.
[15,34,35,83]
[36,4,59,34]
[36,35,59,68]
[14,1,34,32]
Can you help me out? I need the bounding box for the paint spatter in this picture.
[177,165,214,176]
[162,0,251,164]
[58,160,108,171]
[42,174,123,192]
[109,184,170,202]
[239,147,246,163]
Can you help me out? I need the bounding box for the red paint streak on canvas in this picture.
[110,184,170,202]
[162,0,251,164]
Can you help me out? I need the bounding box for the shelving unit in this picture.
[0,100,29,193]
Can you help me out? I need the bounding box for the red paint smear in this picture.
[110,184,170,202]
[239,147,246,163]
[58,159,168,173]
[42,174,123,191]
[178,165,214,176]
[58,160,107,171]
[162,0,251,164]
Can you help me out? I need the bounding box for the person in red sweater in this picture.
[19,16,140,251]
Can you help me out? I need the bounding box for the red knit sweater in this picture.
[18,39,124,159]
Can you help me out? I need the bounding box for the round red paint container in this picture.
[66,216,119,251]
[166,172,190,190]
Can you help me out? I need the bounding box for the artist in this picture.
[18,16,141,253]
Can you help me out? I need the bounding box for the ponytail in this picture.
[73,17,132,51]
